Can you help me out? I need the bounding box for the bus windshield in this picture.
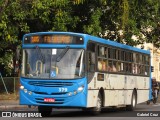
[21,48,85,79]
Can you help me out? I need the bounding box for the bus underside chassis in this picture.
[38,106,52,117]
[126,90,137,111]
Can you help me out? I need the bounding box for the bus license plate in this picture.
[44,98,55,102]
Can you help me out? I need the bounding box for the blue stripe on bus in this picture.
[22,44,86,49]
[86,35,150,54]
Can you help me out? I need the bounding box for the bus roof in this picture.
[86,34,150,55]
[23,31,150,55]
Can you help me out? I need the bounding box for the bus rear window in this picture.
[24,34,84,44]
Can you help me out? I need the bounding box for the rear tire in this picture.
[38,106,52,117]
[126,91,137,111]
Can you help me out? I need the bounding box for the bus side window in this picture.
[87,42,96,83]
[98,58,107,71]
[87,42,96,72]
[88,52,95,72]
[132,64,138,74]
[112,61,117,72]
[108,60,112,72]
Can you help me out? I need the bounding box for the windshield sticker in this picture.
[52,49,57,55]
[51,71,56,77]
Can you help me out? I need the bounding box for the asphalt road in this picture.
[0,102,160,120]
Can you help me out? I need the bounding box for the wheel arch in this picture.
[133,88,137,100]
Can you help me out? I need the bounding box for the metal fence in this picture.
[0,77,20,94]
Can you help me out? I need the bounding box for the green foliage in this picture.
[0,50,13,75]
[0,0,160,76]
[83,8,102,35]
[121,0,129,30]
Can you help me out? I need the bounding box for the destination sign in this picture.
[24,34,84,44]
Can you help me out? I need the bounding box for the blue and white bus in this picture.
[20,32,151,116]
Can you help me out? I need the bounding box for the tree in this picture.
[0,0,160,76]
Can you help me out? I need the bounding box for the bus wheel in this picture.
[38,106,52,117]
[91,93,102,115]
[126,91,137,111]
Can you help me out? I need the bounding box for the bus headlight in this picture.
[77,86,84,92]
[28,91,32,95]
[20,85,24,90]
[74,90,77,95]
[68,92,72,96]
[24,89,28,93]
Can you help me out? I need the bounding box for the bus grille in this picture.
[34,91,67,95]
[28,81,73,87]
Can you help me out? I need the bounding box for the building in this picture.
[136,43,160,82]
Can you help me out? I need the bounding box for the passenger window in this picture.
[107,60,117,72]
[121,51,125,61]
[88,52,95,72]
[98,58,107,71]
[145,56,149,65]
[108,48,112,58]
[98,46,105,57]
[126,63,132,73]
[112,49,116,59]
[145,66,149,75]
[118,50,121,60]
[108,60,112,72]
[136,54,139,63]
[112,61,117,72]
[117,62,121,72]
[87,42,96,83]
[87,42,95,52]
[139,55,142,63]
[133,53,136,62]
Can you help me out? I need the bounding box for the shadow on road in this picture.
[49,108,138,117]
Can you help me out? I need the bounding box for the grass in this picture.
[0,92,19,100]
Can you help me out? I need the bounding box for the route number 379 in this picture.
[59,88,68,92]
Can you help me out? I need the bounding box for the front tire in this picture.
[126,91,137,111]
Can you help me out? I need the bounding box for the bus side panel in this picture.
[104,90,117,106]
[136,77,150,104]
[86,73,150,107]
[137,90,150,104]
[87,90,98,107]
[86,74,99,107]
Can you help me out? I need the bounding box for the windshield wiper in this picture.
[35,46,45,63]
[56,46,69,62]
